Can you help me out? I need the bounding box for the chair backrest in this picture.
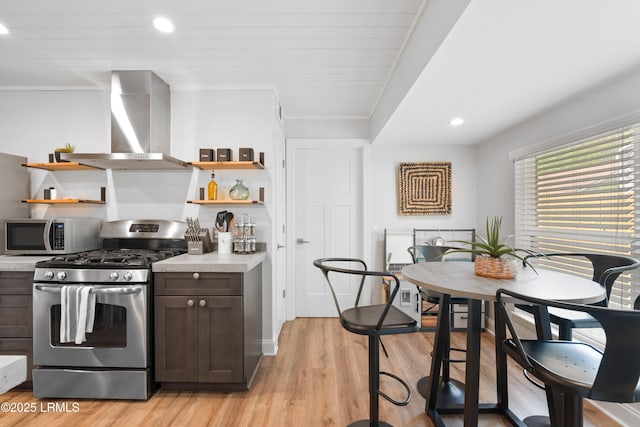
[496,288,640,403]
[407,245,459,264]
[524,253,640,302]
[312,257,401,330]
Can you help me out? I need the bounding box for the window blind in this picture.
[515,125,640,311]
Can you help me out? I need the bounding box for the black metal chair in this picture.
[517,253,640,340]
[313,258,418,427]
[496,288,640,427]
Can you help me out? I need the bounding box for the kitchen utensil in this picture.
[223,212,234,232]
[216,211,227,232]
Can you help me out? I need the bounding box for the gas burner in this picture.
[41,248,185,269]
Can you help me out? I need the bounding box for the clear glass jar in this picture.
[229,179,249,200]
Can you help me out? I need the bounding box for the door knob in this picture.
[296,238,310,244]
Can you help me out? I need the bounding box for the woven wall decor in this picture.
[398,162,451,215]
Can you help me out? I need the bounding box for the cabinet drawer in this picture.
[0,295,32,337]
[155,272,242,296]
[0,338,33,382]
[0,272,33,295]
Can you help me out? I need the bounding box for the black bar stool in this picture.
[313,257,418,427]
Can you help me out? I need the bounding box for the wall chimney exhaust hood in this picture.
[62,71,189,170]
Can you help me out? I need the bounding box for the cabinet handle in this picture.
[192,272,200,280]
[187,299,195,307]
[199,299,206,307]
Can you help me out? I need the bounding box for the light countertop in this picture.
[0,252,266,274]
[0,255,53,271]
[152,251,266,273]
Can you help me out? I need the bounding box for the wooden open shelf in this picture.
[191,161,264,170]
[22,199,106,205]
[23,162,102,171]
[187,199,264,205]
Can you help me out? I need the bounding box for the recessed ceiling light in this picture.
[0,23,9,35]
[153,17,174,33]
[449,117,464,127]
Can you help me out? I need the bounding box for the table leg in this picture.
[494,301,509,410]
[425,294,450,412]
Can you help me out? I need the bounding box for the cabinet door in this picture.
[198,296,243,383]
[155,296,199,382]
[0,295,32,337]
[0,271,33,295]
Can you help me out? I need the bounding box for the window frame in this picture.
[513,122,640,344]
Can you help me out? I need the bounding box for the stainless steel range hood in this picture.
[62,71,189,170]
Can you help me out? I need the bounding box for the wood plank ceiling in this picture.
[0,0,425,119]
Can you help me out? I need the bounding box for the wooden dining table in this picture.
[401,261,606,427]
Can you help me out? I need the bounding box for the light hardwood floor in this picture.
[0,318,619,427]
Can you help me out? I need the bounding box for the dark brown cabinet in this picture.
[0,271,33,385]
[154,266,262,391]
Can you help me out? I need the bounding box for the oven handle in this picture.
[34,285,143,295]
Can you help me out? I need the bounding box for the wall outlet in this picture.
[400,289,411,306]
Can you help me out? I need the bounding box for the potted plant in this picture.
[448,216,537,279]
[53,143,75,162]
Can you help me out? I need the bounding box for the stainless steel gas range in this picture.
[32,219,187,400]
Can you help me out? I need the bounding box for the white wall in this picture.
[0,87,279,353]
[369,144,477,270]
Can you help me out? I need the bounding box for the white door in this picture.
[293,143,363,317]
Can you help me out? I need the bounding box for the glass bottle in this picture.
[207,172,218,200]
[229,179,249,200]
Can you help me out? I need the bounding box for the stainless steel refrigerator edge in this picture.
[0,153,29,254]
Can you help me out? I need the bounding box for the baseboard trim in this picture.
[262,338,278,356]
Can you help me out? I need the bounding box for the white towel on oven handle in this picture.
[60,285,96,344]
[60,285,73,343]
[75,286,96,344]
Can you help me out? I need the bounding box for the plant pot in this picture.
[474,255,519,279]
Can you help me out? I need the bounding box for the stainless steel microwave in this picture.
[4,218,101,255]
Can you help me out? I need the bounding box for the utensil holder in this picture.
[217,232,233,254]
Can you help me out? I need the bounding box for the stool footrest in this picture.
[379,371,412,407]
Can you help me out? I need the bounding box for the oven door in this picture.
[33,282,149,368]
